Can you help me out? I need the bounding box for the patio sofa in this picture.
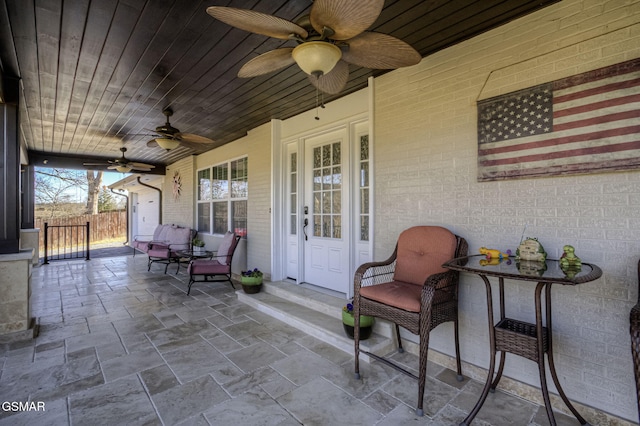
[131,225,195,272]
[131,224,192,255]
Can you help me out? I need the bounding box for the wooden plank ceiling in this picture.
[0,0,559,172]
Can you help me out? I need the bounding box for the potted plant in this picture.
[241,268,263,294]
[192,238,205,252]
[342,301,374,340]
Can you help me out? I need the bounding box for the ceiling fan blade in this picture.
[310,0,384,40]
[207,6,307,40]
[83,162,108,166]
[129,162,155,169]
[238,48,295,78]
[308,60,349,95]
[178,133,215,144]
[144,127,178,140]
[155,131,178,139]
[342,32,421,69]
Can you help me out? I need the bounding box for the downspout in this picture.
[108,188,129,245]
[137,176,162,224]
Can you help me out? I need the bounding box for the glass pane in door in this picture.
[312,141,341,239]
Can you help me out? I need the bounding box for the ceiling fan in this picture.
[145,108,216,151]
[83,147,156,173]
[206,0,422,95]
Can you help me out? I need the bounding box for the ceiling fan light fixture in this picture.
[292,42,342,76]
[156,137,180,150]
[115,165,132,173]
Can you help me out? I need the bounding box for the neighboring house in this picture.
[121,0,638,422]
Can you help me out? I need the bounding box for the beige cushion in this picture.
[165,226,191,248]
[393,226,457,286]
[216,231,236,265]
[154,224,171,242]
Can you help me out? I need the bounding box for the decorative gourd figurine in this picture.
[515,238,547,262]
[516,259,548,276]
[479,247,511,260]
[559,245,581,269]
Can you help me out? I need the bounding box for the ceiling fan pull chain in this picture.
[315,79,321,120]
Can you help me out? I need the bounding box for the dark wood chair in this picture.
[353,226,468,416]
[631,258,640,423]
[186,232,240,295]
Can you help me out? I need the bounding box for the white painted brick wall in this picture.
[163,156,195,228]
[195,123,272,277]
[245,125,272,277]
[374,0,639,421]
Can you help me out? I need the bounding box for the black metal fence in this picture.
[43,221,91,264]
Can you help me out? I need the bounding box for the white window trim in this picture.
[196,155,248,237]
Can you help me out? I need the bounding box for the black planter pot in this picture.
[343,324,373,340]
[241,283,262,294]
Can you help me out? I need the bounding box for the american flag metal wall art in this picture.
[477,58,640,181]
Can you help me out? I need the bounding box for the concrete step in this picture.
[236,281,395,362]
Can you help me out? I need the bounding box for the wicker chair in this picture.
[631,258,640,423]
[353,226,468,416]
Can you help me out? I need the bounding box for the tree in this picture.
[85,171,103,214]
[98,187,117,212]
[35,168,87,218]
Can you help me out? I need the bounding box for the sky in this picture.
[36,168,130,204]
[103,171,129,186]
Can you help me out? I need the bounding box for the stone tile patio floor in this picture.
[0,254,579,426]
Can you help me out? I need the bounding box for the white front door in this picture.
[302,129,350,293]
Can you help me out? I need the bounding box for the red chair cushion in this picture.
[132,241,151,252]
[188,259,228,275]
[393,226,457,286]
[360,281,422,312]
[148,248,181,258]
[149,241,169,248]
[147,247,169,257]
